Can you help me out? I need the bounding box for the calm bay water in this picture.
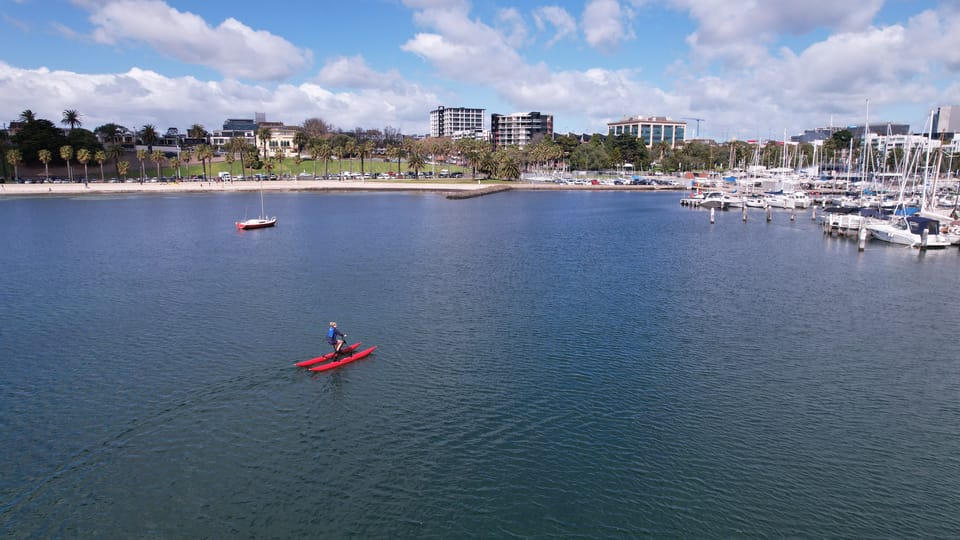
[1,190,959,537]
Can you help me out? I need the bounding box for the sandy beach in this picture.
[0,179,683,197]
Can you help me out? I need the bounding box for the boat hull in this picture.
[236,217,277,230]
[309,346,377,372]
[295,343,361,368]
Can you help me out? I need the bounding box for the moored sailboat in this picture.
[236,182,277,230]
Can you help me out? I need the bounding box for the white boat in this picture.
[722,194,743,208]
[699,191,726,209]
[865,215,951,249]
[744,195,768,208]
[789,191,811,209]
[236,182,277,230]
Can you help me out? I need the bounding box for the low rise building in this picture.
[607,116,686,146]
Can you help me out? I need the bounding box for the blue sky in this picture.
[1,0,957,141]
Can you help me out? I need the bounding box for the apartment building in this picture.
[490,111,553,148]
[429,106,485,139]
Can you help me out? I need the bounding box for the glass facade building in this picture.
[607,116,686,146]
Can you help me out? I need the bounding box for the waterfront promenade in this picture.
[0,179,683,197]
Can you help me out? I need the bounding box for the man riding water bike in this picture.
[327,322,346,357]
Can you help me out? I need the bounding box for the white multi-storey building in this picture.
[490,111,553,148]
[607,116,686,146]
[430,106,485,139]
[934,105,960,135]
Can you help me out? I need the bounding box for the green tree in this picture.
[181,149,192,177]
[107,144,124,179]
[358,139,374,176]
[5,149,23,181]
[76,148,91,185]
[386,143,406,176]
[257,126,272,159]
[19,109,37,123]
[195,144,214,180]
[38,149,52,181]
[118,160,130,181]
[139,124,159,152]
[61,109,82,130]
[406,147,426,178]
[136,148,147,182]
[60,145,74,182]
[95,150,107,182]
[293,129,309,159]
[344,138,356,175]
[318,141,332,178]
[188,124,207,140]
[13,118,68,166]
[497,150,521,180]
[150,149,165,180]
[95,123,125,144]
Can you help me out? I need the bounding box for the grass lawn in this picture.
[165,157,470,179]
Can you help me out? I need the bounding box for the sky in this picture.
[1,0,958,141]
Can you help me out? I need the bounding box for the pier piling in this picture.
[858,226,867,251]
[710,207,715,224]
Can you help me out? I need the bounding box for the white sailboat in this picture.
[236,181,277,230]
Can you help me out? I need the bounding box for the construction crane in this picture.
[682,117,706,138]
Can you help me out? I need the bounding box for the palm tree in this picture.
[107,144,124,179]
[195,144,214,180]
[150,149,165,180]
[319,142,332,178]
[497,152,521,180]
[257,126,272,160]
[293,130,309,159]
[139,124,159,152]
[181,149,192,178]
[168,157,180,180]
[118,160,130,182]
[136,148,147,182]
[5,149,23,181]
[38,149,52,181]
[273,148,285,177]
[188,124,207,140]
[62,109,82,130]
[406,149,426,179]
[60,145,74,182]
[76,148,91,185]
[358,140,375,176]
[308,140,322,178]
[95,150,107,182]
[19,109,37,123]
[344,139,356,175]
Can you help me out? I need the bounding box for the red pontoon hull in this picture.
[295,343,361,368]
[309,346,377,372]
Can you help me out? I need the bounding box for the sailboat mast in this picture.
[921,109,935,210]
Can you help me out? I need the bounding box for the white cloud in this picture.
[82,0,311,81]
[0,61,438,133]
[315,56,404,91]
[496,7,528,48]
[673,0,884,65]
[533,6,577,47]
[582,0,634,50]
[401,4,527,84]
[668,5,960,139]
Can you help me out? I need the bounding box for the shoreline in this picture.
[0,180,685,197]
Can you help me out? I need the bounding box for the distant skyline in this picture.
[1,0,958,141]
